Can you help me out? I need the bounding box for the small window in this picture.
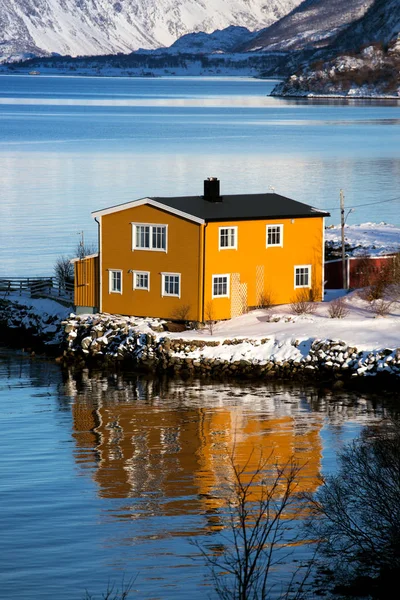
[135,225,150,249]
[219,226,237,250]
[133,271,150,291]
[266,224,283,247]
[294,265,311,288]
[212,274,230,298]
[132,223,167,252]
[109,270,122,294]
[162,273,181,297]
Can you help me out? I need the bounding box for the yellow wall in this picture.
[100,205,202,320]
[204,217,324,320]
[93,201,324,321]
[74,255,99,309]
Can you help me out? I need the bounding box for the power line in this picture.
[324,194,400,211]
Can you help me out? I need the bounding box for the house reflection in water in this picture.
[67,372,323,529]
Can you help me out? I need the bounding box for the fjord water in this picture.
[0,350,392,600]
[0,75,399,276]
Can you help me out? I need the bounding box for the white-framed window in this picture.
[132,223,167,252]
[109,269,122,294]
[161,272,181,298]
[294,265,311,288]
[266,224,283,247]
[133,271,150,291]
[212,274,230,298]
[219,226,238,250]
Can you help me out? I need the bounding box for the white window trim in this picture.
[161,272,181,298]
[132,270,150,291]
[131,222,168,253]
[218,226,238,251]
[109,269,123,294]
[294,265,312,289]
[212,274,231,299]
[266,224,284,248]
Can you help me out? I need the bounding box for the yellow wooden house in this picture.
[73,178,329,321]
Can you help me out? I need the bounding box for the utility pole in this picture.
[340,189,346,289]
[78,230,84,258]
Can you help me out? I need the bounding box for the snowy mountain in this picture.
[0,0,302,62]
[239,0,375,52]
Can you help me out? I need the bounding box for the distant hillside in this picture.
[153,26,257,55]
[239,0,374,52]
[333,0,400,51]
[271,40,400,97]
[271,0,400,97]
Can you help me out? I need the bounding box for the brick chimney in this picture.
[204,177,221,202]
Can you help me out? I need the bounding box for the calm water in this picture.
[0,350,395,599]
[0,75,399,276]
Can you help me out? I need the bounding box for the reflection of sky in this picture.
[0,75,399,275]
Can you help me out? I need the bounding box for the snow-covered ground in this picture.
[326,222,400,256]
[175,289,400,362]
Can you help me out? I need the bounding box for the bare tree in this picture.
[83,576,135,599]
[75,240,98,259]
[54,255,73,291]
[197,451,315,600]
[308,419,400,592]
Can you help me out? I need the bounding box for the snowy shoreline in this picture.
[1,222,399,384]
[1,289,400,385]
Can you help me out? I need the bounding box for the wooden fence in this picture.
[0,276,74,300]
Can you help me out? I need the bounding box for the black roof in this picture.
[149,193,330,222]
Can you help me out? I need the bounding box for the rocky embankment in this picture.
[0,298,65,351]
[271,40,400,98]
[62,313,400,384]
[2,299,400,384]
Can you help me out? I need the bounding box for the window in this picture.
[266,224,283,247]
[162,273,181,297]
[109,270,122,294]
[212,274,230,298]
[294,265,311,288]
[219,226,237,250]
[132,223,167,251]
[133,271,150,291]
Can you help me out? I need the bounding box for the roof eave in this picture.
[204,212,330,223]
[92,198,204,225]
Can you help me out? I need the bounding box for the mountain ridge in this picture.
[0,0,302,63]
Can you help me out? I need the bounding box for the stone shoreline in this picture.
[61,313,400,386]
[1,300,400,387]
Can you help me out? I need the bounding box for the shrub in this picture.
[171,304,191,321]
[370,299,393,317]
[290,290,317,315]
[327,297,349,319]
[257,290,274,310]
[205,301,216,335]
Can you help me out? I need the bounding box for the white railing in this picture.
[0,277,74,301]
